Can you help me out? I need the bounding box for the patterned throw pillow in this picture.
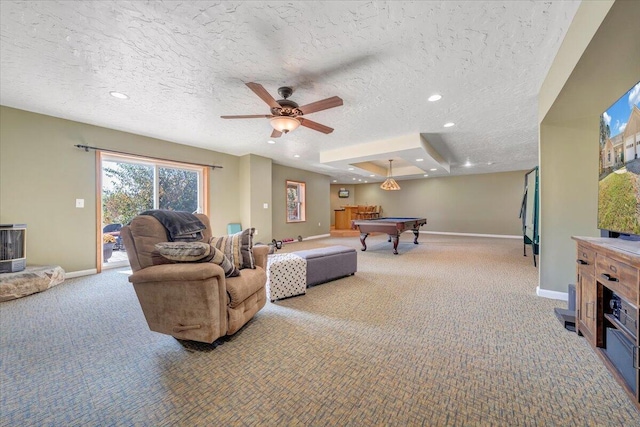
[155,242,211,262]
[207,246,240,277]
[209,228,255,270]
[155,242,240,277]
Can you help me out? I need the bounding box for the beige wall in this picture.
[351,171,525,236]
[538,0,640,293]
[271,164,330,240]
[238,155,251,229]
[329,184,356,225]
[247,154,273,242]
[539,119,599,291]
[0,106,241,272]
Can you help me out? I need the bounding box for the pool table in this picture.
[351,217,427,254]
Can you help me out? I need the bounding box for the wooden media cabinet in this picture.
[572,236,640,408]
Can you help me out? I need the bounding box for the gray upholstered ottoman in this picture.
[293,245,357,287]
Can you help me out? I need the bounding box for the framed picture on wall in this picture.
[338,188,349,198]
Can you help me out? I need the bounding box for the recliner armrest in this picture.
[252,245,269,269]
[128,262,225,284]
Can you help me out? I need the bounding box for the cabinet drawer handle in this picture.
[576,259,588,265]
[600,273,619,282]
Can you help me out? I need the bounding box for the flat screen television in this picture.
[598,81,640,240]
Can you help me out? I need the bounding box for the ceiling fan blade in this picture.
[298,96,343,115]
[246,82,281,109]
[271,129,283,138]
[298,118,334,134]
[220,115,272,119]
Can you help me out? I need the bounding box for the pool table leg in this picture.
[391,234,399,255]
[359,232,369,251]
[413,229,420,244]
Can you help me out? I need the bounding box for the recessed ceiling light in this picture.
[332,180,337,183]
[369,174,375,177]
[348,167,354,171]
[109,91,129,99]
[267,140,276,144]
[416,158,424,162]
[424,174,429,177]
[464,161,472,167]
[430,168,437,171]
[487,162,494,165]
[364,181,368,183]
[428,94,442,102]
[358,179,362,182]
[444,122,455,128]
[294,154,300,158]
[352,178,356,181]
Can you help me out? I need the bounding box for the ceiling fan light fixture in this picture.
[270,116,300,133]
[380,159,401,191]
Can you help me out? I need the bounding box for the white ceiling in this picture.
[0,1,580,184]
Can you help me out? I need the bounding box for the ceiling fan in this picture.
[221,82,343,138]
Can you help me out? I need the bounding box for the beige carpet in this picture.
[1,233,638,426]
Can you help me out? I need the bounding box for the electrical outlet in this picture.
[254,229,258,235]
[75,199,84,208]
[318,222,321,227]
[263,203,269,209]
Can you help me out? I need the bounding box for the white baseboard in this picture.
[102,260,129,270]
[305,234,331,240]
[422,231,521,239]
[65,269,97,279]
[536,286,568,301]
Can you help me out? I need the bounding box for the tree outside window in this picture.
[102,157,203,225]
[286,180,306,222]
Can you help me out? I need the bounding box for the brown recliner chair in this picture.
[120,213,268,343]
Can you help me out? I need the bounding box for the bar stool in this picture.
[362,205,376,219]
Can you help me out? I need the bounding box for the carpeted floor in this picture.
[1,234,638,426]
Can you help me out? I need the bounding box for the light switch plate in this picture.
[263,203,269,209]
[75,198,84,208]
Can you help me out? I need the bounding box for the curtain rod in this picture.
[74,144,223,169]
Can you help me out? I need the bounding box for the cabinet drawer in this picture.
[596,255,638,303]
[576,245,596,275]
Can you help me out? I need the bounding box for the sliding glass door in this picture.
[99,152,208,269]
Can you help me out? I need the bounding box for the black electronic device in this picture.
[610,293,639,339]
[604,328,637,395]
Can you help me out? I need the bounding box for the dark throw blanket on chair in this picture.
[140,210,205,242]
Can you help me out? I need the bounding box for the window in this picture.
[286,180,306,222]
[101,153,208,229]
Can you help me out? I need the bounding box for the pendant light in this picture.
[380,159,401,190]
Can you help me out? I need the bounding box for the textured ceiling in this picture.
[0,1,580,184]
